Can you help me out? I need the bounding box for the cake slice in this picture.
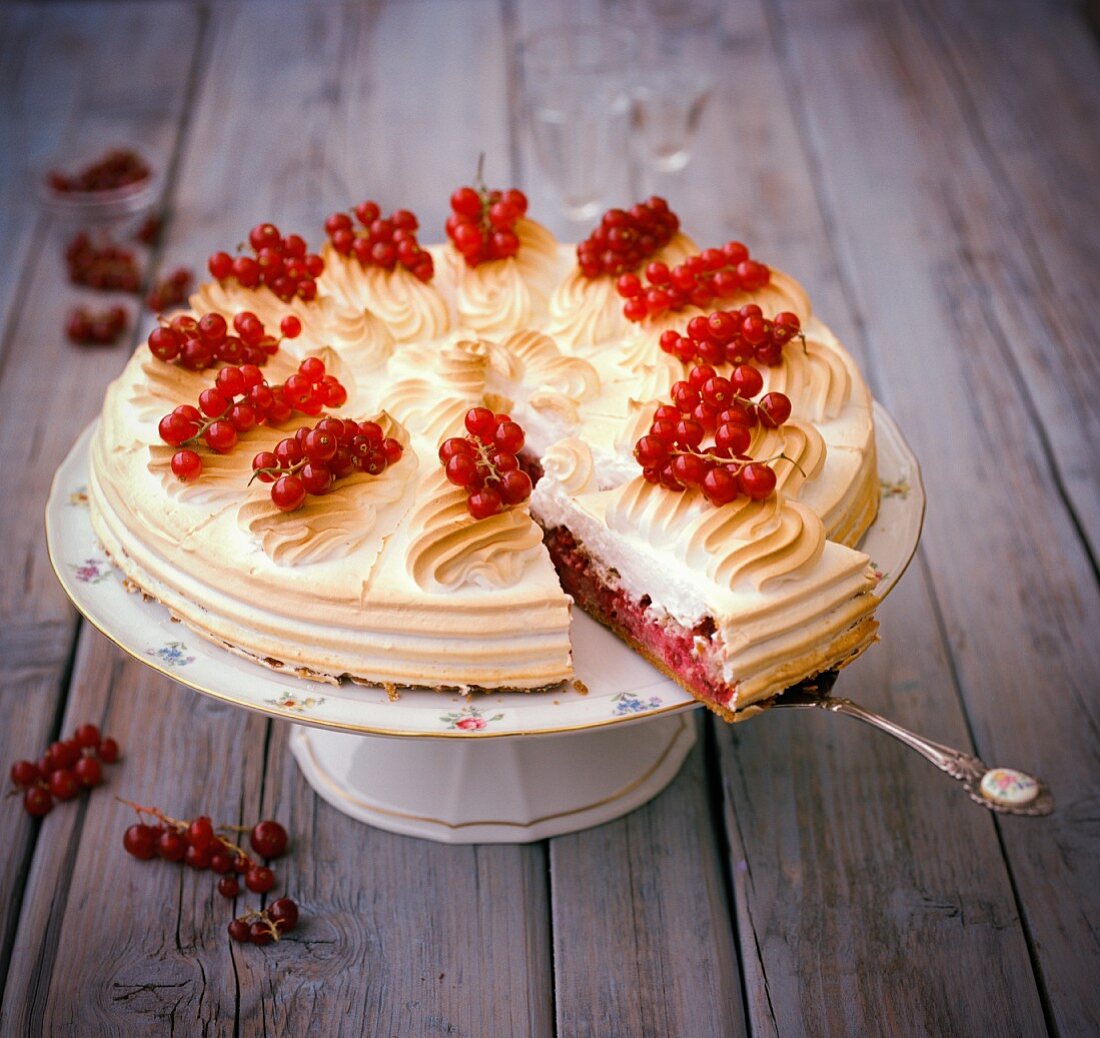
[531,438,879,720]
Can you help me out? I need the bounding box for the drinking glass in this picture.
[630,0,719,174]
[519,24,640,222]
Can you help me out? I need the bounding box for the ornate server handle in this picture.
[772,690,1053,816]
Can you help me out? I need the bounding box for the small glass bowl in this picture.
[37,144,162,226]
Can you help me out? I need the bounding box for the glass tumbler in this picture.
[519,24,640,222]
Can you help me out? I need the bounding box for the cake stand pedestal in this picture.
[46,404,924,844]
[290,714,695,842]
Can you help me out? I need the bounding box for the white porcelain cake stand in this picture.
[46,404,924,843]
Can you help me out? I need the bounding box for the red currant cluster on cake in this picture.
[325,202,434,282]
[616,242,771,322]
[10,723,120,817]
[159,357,347,482]
[65,231,141,292]
[208,223,324,302]
[446,183,529,265]
[121,801,290,902]
[65,304,128,346]
[251,417,404,512]
[576,197,680,278]
[228,898,300,946]
[658,306,802,367]
[147,310,297,371]
[439,408,533,519]
[634,364,794,505]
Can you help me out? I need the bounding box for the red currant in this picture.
[228,918,252,942]
[74,756,103,787]
[245,865,275,894]
[157,830,187,862]
[271,475,307,512]
[24,787,53,817]
[250,819,289,859]
[215,875,238,899]
[123,823,158,859]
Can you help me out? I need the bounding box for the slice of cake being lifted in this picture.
[530,438,879,720]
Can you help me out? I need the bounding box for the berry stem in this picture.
[116,797,253,860]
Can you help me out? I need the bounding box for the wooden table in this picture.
[1,1,1097,1034]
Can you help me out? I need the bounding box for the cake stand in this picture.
[47,404,925,843]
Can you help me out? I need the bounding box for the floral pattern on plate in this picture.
[612,692,663,715]
[440,704,504,731]
[880,478,911,500]
[70,557,110,584]
[148,641,195,667]
[68,485,89,507]
[264,690,327,713]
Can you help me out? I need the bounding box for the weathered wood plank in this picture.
[0,1,202,1003]
[765,0,1100,1031]
[909,0,1100,558]
[549,717,747,1038]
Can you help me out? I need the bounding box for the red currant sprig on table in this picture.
[147,309,294,371]
[576,197,680,279]
[251,417,404,513]
[145,266,193,312]
[65,230,141,293]
[10,723,120,818]
[324,202,434,282]
[446,171,529,266]
[228,898,300,946]
[439,408,533,519]
[119,800,290,900]
[208,223,324,303]
[159,357,348,482]
[633,363,794,505]
[66,305,129,347]
[616,242,772,322]
[658,306,803,368]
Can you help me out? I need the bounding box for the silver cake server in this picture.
[771,688,1053,816]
